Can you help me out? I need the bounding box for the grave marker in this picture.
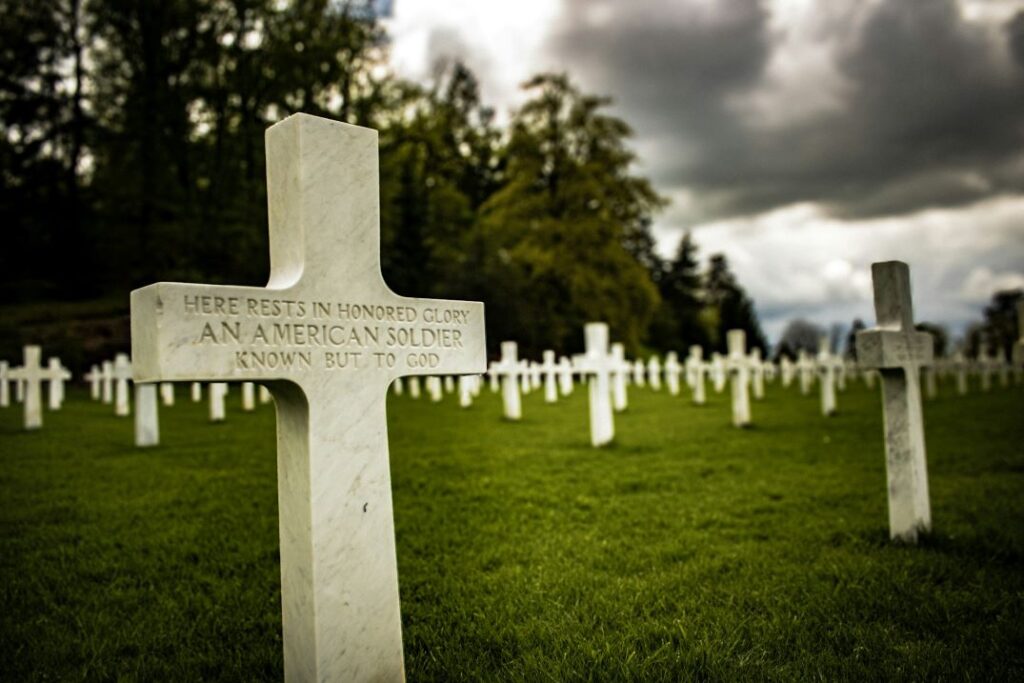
[491,342,523,420]
[101,360,114,404]
[647,355,662,391]
[8,346,62,429]
[84,365,101,400]
[541,350,558,403]
[47,358,71,410]
[558,356,574,396]
[576,323,615,447]
[610,343,629,412]
[160,382,175,406]
[209,382,227,421]
[242,381,256,411]
[0,361,9,408]
[856,261,933,543]
[817,337,837,417]
[134,383,160,447]
[130,114,485,682]
[664,351,681,396]
[727,331,751,427]
[687,346,706,405]
[112,353,132,417]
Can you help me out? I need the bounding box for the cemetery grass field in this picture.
[1,382,1022,681]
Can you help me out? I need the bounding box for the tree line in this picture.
[0,0,767,359]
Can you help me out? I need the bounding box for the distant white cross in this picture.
[576,323,615,446]
[8,346,64,429]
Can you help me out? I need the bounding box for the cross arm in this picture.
[856,328,933,369]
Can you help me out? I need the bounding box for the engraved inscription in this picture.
[182,294,472,372]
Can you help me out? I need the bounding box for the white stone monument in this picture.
[242,381,256,411]
[134,383,160,447]
[541,350,558,403]
[558,356,574,396]
[8,346,62,430]
[797,350,814,395]
[856,261,933,544]
[112,353,132,417]
[408,376,421,399]
[687,346,706,405]
[610,343,629,412]
[260,384,273,404]
[101,360,114,404]
[160,382,175,406]
[47,357,71,410]
[576,323,615,447]
[817,338,837,417]
[727,331,751,427]
[130,114,486,682]
[664,351,682,396]
[749,348,765,400]
[209,382,227,421]
[647,355,662,391]
[191,381,202,402]
[84,364,101,400]
[492,342,523,420]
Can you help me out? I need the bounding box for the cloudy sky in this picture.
[384,0,1024,342]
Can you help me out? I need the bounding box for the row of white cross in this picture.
[5,116,1022,682]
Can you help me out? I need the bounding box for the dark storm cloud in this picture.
[547,0,1024,223]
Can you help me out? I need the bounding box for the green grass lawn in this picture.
[1,378,1022,681]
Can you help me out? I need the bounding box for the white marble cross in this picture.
[491,342,523,420]
[84,364,101,401]
[160,382,175,406]
[576,323,615,446]
[541,350,558,403]
[101,360,114,404]
[519,361,532,394]
[9,346,64,429]
[260,384,273,404]
[47,357,71,410]
[749,348,765,400]
[191,382,202,402]
[686,345,706,405]
[797,350,814,395]
[780,356,794,388]
[632,359,646,387]
[112,353,132,417]
[134,383,160,447]
[457,374,475,408]
[817,337,837,417]
[610,342,629,412]
[426,375,443,402]
[558,356,574,396]
[727,331,752,427]
[952,350,969,395]
[408,376,421,399]
[209,382,227,421]
[130,114,485,681]
[856,261,934,543]
[242,381,256,411]
[392,377,404,396]
[0,360,9,408]
[664,351,682,396]
[647,355,662,391]
[711,353,727,393]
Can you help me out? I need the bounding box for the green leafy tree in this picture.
[473,74,663,355]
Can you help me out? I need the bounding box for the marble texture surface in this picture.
[130,114,485,682]
[134,383,160,447]
[856,261,933,544]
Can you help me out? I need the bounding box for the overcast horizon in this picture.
[383,0,1024,344]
